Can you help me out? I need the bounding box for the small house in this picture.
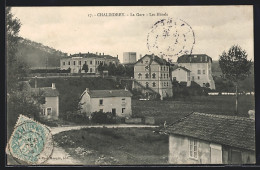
[163,112,255,164]
[31,83,59,120]
[80,88,132,117]
[171,66,191,86]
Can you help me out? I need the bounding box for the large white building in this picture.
[60,52,119,73]
[133,54,173,100]
[79,88,132,118]
[172,54,216,89]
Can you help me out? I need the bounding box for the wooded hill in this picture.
[16,37,67,68]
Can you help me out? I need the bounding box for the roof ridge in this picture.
[193,112,253,121]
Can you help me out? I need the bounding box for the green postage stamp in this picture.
[7,115,54,165]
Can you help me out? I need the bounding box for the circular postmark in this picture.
[147,18,195,61]
[8,116,54,165]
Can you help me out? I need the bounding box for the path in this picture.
[50,124,159,135]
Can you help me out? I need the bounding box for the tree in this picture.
[6,7,22,93]
[6,8,39,139]
[219,45,252,114]
[82,63,88,73]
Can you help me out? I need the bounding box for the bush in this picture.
[91,111,116,124]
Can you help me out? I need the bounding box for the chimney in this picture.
[200,56,202,62]
[86,88,89,93]
[99,53,101,55]
[248,110,255,120]
[117,55,118,59]
[103,53,104,55]
[35,76,37,88]
[96,52,98,55]
[151,53,155,60]
[52,83,56,89]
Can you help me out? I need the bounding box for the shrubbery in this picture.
[91,111,116,124]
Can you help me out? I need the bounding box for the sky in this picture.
[11,6,253,62]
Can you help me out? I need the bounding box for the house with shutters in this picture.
[163,112,255,164]
[133,54,173,100]
[173,54,215,89]
[79,88,132,118]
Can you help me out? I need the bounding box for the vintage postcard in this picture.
[6,6,255,165]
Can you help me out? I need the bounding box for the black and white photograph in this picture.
[5,5,255,165]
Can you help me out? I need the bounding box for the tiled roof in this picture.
[172,66,191,72]
[65,53,118,60]
[31,87,59,97]
[88,89,132,98]
[177,54,212,63]
[164,112,255,151]
[135,54,170,66]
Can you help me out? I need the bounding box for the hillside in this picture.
[16,38,67,68]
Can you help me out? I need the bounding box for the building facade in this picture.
[31,83,59,120]
[123,52,137,64]
[164,112,255,164]
[176,54,215,89]
[171,66,191,86]
[133,54,173,99]
[60,53,120,73]
[79,88,132,118]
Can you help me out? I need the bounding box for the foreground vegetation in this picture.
[54,128,168,165]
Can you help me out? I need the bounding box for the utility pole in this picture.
[45,56,48,77]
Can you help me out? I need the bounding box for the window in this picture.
[164,74,166,78]
[164,66,165,71]
[167,82,169,86]
[145,73,149,78]
[198,70,201,74]
[122,108,125,113]
[73,61,76,65]
[47,108,52,115]
[145,60,148,64]
[198,76,200,80]
[152,73,156,78]
[166,74,168,78]
[161,66,163,70]
[122,98,126,104]
[90,68,93,72]
[146,82,149,88]
[164,82,166,86]
[203,70,205,74]
[189,139,198,159]
[152,82,156,87]
[99,99,103,105]
[138,73,142,78]
[90,60,93,65]
[68,61,70,65]
[63,62,65,65]
[192,76,195,81]
[79,61,81,65]
[166,67,168,71]
[161,74,163,78]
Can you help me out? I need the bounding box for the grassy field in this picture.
[54,127,168,165]
[132,95,255,125]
